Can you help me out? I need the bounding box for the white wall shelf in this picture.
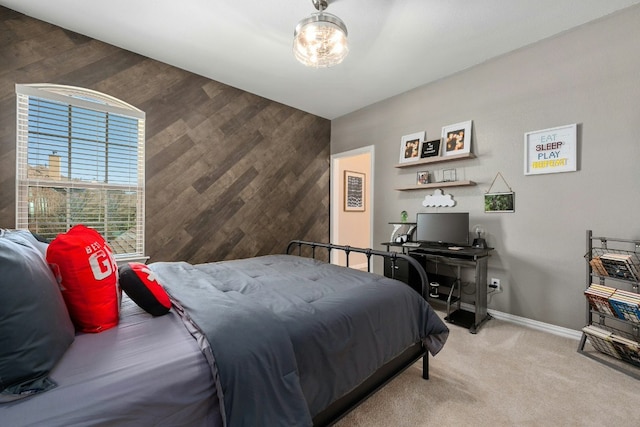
[394,152,475,168]
[395,180,475,191]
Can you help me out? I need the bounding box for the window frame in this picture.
[15,84,146,261]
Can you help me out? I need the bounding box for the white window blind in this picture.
[16,84,145,259]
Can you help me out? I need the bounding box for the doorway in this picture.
[330,146,374,268]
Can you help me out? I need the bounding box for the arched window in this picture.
[15,84,145,261]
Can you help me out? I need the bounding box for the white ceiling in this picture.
[3,0,639,119]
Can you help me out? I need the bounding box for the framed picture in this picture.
[524,123,577,175]
[484,192,515,213]
[442,120,472,156]
[344,170,365,211]
[399,131,425,164]
[442,168,457,182]
[420,139,441,158]
[416,171,430,185]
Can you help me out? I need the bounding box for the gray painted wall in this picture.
[331,6,640,331]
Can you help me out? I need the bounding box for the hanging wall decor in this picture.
[485,172,515,213]
[524,123,577,175]
[344,170,365,211]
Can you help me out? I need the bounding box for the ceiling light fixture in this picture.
[293,0,348,68]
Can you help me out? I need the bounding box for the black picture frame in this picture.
[420,139,441,158]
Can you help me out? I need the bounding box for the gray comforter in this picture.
[150,254,448,427]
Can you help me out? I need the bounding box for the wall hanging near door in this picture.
[485,172,515,213]
[344,170,365,211]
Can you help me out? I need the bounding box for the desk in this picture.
[382,243,493,334]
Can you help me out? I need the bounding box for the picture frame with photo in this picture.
[484,192,515,213]
[344,170,365,212]
[442,120,472,157]
[399,131,425,164]
[442,168,457,182]
[416,171,430,185]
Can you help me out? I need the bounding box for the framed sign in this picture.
[344,170,365,211]
[399,131,425,164]
[420,139,441,158]
[524,124,577,175]
[442,120,472,156]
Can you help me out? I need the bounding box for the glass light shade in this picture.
[293,12,348,68]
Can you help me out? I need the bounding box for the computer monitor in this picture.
[415,212,470,246]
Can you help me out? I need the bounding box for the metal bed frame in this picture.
[286,240,432,426]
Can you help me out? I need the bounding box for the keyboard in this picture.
[402,242,421,247]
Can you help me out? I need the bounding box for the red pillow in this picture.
[46,225,119,333]
[119,263,171,316]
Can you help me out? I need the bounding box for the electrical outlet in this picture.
[490,278,501,291]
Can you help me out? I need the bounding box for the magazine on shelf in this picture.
[582,325,620,359]
[611,335,640,366]
[584,284,616,316]
[589,256,608,277]
[608,289,640,323]
[599,253,640,282]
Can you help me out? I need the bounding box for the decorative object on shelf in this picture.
[524,123,577,175]
[429,282,440,298]
[388,221,416,243]
[442,120,472,157]
[420,139,441,158]
[344,170,365,211]
[399,131,425,164]
[472,224,487,248]
[422,189,456,207]
[400,210,408,222]
[293,0,349,68]
[442,168,457,182]
[485,172,515,213]
[416,171,430,185]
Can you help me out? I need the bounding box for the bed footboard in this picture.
[286,241,432,425]
[286,240,429,299]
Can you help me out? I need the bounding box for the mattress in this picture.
[0,295,221,427]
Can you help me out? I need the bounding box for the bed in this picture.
[0,237,449,427]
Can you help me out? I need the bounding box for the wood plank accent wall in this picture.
[0,7,330,263]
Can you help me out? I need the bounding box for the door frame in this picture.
[330,145,375,265]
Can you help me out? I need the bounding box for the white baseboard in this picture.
[459,303,582,341]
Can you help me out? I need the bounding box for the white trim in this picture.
[16,84,145,119]
[459,302,582,340]
[15,84,146,257]
[115,255,150,266]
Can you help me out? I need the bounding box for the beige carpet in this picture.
[336,311,640,426]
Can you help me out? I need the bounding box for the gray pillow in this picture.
[0,230,75,402]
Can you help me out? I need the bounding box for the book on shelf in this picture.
[584,284,616,316]
[599,252,640,282]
